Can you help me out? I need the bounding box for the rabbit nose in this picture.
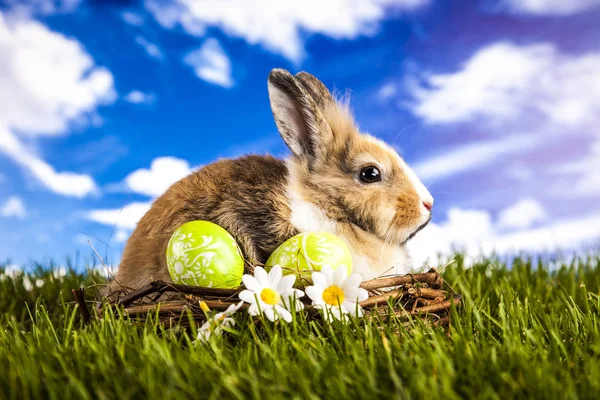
[422,201,433,212]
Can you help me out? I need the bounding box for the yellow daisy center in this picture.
[322,285,345,306]
[260,288,280,305]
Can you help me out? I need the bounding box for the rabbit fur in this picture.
[108,69,433,294]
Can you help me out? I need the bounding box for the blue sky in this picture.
[1,0,600,269]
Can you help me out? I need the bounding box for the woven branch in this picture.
[117,280,241,307]
[86,267,460,329]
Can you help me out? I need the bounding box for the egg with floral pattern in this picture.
[265,232,352,279]
[166,221,244,288]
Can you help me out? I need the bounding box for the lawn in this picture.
[1,255,599,399]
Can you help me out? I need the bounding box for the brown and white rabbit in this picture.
[109,68,433,293]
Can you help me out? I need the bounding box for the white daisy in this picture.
[238,265,304,322]
[197,300,243,343]
[305,265,368,322]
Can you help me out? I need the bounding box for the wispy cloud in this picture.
[551,138,600,197]
[184,38,233,88]
[501,0,600,16]
[0,196,27,219]
[408,198,600,267]
[0,126,98,198]
[146,0,430,62]
[413,135,539,182]
[496,197,547,230]
[87,157,192,234]
[0,12,115,136]
[405,41,600,196]
[124,90,155,105]
[86,202,152,230]
[6,0,81,16]
[408,42,600,128]
[0,12,114,198]
[121,11,144,26]
[122,156,193,197]
[135,35,163,60]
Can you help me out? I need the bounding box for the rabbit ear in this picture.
[268,68,333,160]
[295,71,333,110]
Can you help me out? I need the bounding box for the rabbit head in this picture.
[268,69,433,276]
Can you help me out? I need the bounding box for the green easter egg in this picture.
[166,220,244,288]
[266,232,352,278]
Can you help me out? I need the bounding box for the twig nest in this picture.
[166,220,244,288]
[265,232,352,279]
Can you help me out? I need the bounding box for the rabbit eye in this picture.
[359,165,382,184]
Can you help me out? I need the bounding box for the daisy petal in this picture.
[321,265,334,281]
[239,290,258,304]
[277,274,296,293]
[254,267,269,286]
[332,266,348,286]
[292,299,305,311]
[344,287,368,303]
[242,275,261,292]
[355,306,364,318]
[221,317,235,329]
[214,312,225,320]
[248,302,260,316]
[225,300,245,314]
[325,306,342,321]
[305,286,323,303]
[264,307,276,322]
[342,300,359,314]
[282,293,305,311]
[197,328,210,342]
[276,305,293,323]
[321,307,334,322]
[342,274,362,292]
[356,288,369,302]
[269,265,282,287]
[198,321,210,334]
[312,271,327,288]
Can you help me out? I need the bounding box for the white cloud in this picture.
[184,39,233,88]
[413,135,538,182]
[0,13,115,136]
[408,203,600,268]
[88,157,193,233]
[497,197,547,230]
[87,201,152,230]
[135,36,163,60]
[406,41,600,192]
[122,11,144,26]
[408,208,495,267]
[409,42,600,129]
[0,196,27,219]
[503,0,600,16]
[5,0,81,16]
[28,155,97,197]
[146,0,429,62]
[551,139,600,197]
[124,156,193,197]
[377,83,398,102]
[0,12,114,197]
[0,127,98,197]
[124,90,155,104]
[114,229,130,243]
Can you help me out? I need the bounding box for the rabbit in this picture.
[107,68,433,295]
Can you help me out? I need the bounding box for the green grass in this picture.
[1,255,600,399]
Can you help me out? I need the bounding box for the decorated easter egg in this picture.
[166,220,244,288]
[265,232,352,278]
